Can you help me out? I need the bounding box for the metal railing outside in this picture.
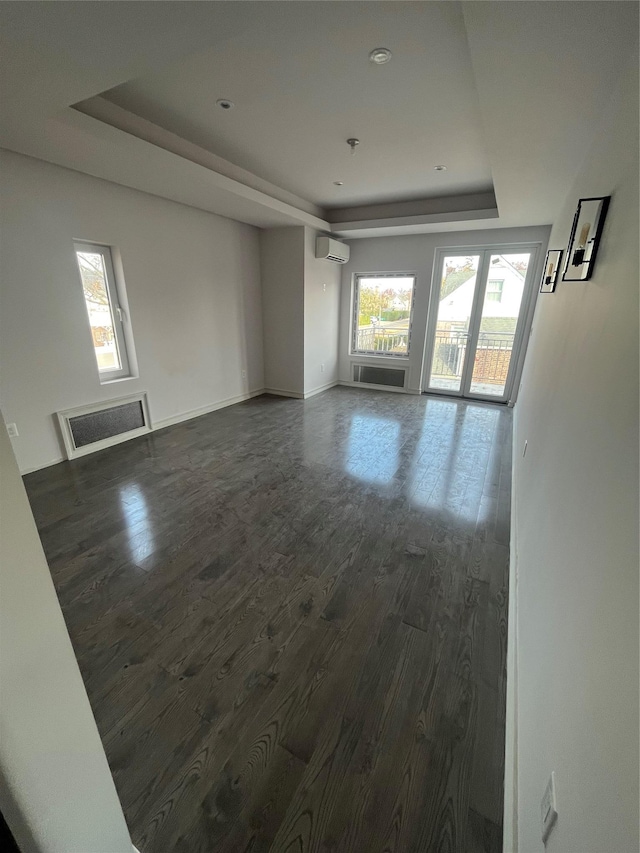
[355,324,515,384]
[431,329,515,385]
[355,326,409,354]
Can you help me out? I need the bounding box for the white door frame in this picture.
[422,243,541,403]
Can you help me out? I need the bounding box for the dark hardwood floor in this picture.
[24,387,511,853]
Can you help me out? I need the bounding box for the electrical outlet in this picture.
[522,440,528,457]
[320,363,325,373]
[541,772,558,844]
[241,369,246,379]
[323,282,326,292]
[6,423,18,438]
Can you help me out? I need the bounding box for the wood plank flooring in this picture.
[24,388,511,852]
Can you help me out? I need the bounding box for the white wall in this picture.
[260,226,341,398]
[259,226,305,396]
[0,417,133,852]
[303,226,341,395]
[338,225,550,392]
[0,150,264,473]
[511,46,639,853]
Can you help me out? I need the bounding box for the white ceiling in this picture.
[102,2,493,208]
[1,2,638,238]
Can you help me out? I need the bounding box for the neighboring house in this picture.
[434,256,526,385]
[438,255,525,330]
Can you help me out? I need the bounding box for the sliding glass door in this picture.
[423,246,538,402]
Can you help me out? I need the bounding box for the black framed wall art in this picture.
[562,196,610,282]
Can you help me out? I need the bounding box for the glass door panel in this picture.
[427,255,480,394]
[468,253,531,398]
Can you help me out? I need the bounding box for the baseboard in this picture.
[153,389,264,430]
[20,455,65,475]
[263,387,305,399]
[303,380,338,399]
[503,426,520,853]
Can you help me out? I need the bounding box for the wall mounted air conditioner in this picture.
[315,236,350,264]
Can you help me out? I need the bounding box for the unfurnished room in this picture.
[0,3,638,852]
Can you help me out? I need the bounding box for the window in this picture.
[486,279,504,302]
[74,242,132,382]
[352,274,416,357]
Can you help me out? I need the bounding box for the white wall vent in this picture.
[315,235,350,264]
[57,393,151,460]
[353,364,406,388]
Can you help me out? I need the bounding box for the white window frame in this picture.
[351,272,417,359]
[74,241,131,382]
[422,243,541,404]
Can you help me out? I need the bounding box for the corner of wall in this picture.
[303,227,341,395]
[259,226,305,396]
[503,406,521,852]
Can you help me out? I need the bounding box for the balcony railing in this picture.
[355,324,516,386]
[431,330,515,386]
[355,326,409,355]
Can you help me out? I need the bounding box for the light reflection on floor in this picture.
[345,414,401,484]
[343,396,503,518]
[118,482,155,563]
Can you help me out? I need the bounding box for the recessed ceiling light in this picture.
[333,181,344,186]
[369,47,392,65]
[434,165,447,171]
[216,99,234,110]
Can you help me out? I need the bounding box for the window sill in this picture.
[350,353,410,361]
[99,375,137,386]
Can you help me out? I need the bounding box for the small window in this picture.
[352,273,416,357]
[74,242,131,382]
[486,279,504,302]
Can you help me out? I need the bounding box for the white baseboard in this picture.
[20,455,65,475]
[263,387,304,399]
[503,431,520,853]
[303,380,338,399]
[153,389,264,430]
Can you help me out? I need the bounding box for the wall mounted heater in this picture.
[352,364,406,388]
[57,392,151,460]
